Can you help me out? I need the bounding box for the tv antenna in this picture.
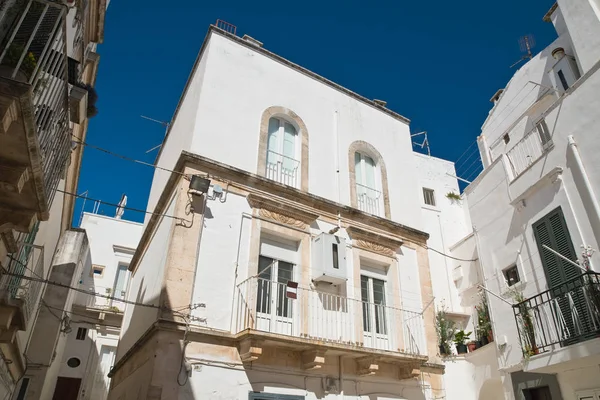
[411,131,431,156]
[141,115,170,153]
[510,35,536,68]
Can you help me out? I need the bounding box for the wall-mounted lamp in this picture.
[189,176,211,194]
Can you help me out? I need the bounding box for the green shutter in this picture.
[533,207,592,342]
[533,207,579,287]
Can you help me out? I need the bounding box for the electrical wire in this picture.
[0,267,167,311]
[70,136,187,179]
[56,188,187,222]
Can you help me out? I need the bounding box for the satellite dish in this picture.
[115,194,127,219]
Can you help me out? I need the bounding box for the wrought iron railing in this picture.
[0,241,45,327]
[356,183,381,216]
[234,277,427,356]
[513,272,600,356]
[0,0,71,209]
[79,284,126,312]
[266,150,300,188]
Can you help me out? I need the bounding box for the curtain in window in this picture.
[282,122,296,170]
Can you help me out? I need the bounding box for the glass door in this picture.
[361,276,388,349]
[255,256,294,335]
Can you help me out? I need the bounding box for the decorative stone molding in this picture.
[347,226,403,257]
[356,357,379,376]
[398,365,421,380]
[257,106,309,191]
[510,166,563,211]
[348,141,391,219]
[247,194,318,229]
[239,338,263,362]
[301,348,327,370]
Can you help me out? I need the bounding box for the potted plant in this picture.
[0,43,37,82]
[476,293,493,344]
[467,340,478,352]
[512,290,537,358]
[454,330,471,354]
[436,308,456,356]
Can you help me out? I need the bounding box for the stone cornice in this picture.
[347,226,403,257]
[247,193,319,229]
[130,151,429,274]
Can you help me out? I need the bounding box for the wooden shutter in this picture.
[533,207,579,288]
[533,207,591,342]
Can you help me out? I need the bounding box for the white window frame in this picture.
[535,118,553,150]
[354,152,383,216]
[423,188,436,207]
[266,117,300,187]
[576,389,600,400]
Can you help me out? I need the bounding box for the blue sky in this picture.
[75,0,557,224]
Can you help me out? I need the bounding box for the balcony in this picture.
[513,272,600,357]
[77,284,127,313]
[233,277,427,375]
[265,150,299,188]
[0,0,71,233]
[506,123,553,179]
[0,241,44,332]
[356,183,381,216]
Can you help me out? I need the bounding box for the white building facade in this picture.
[48,212,142,400]
[108,23,471,400]
[0,0,108,399]
[450,1,600,399]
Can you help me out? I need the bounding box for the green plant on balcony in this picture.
[454,330,471,354]
[1,44,37,79]
[511,289,537,359]
[436,307,456,356]
[476,293,493,345]
[446,191,462,203]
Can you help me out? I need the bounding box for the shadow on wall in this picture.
[107,288,197,400]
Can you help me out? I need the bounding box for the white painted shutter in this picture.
[267,118,280,165]
[282,122,296,170]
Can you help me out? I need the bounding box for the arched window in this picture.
[266,117,299,187]
[258,107,309,190]
[348,141,391,218]
[354,152,381,216]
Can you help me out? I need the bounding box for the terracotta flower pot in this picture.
[467,341,477,352]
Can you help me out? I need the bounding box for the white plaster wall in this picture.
[144,42,211,223]
[78,213,143,310]
[480,34,574,150]
[117,195,176,361]
[184,353,430,400]
[192,33,421,229]
[443,346,503,400]
[55,324,119,400]
[556,0,600,73]
[556,358,600,400]
[414,154,469,313]
[149,30,425,231]
[190,191,252,330]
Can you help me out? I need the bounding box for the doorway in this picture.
[52,377,82,400]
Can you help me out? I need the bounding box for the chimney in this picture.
[373,99,387,107]
[242,34,263,48]
[552,47,565,60]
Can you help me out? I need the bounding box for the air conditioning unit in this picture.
[311,233,347,284]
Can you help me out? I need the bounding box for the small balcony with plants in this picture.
[512,272,600,362]
[0,0,72,235]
